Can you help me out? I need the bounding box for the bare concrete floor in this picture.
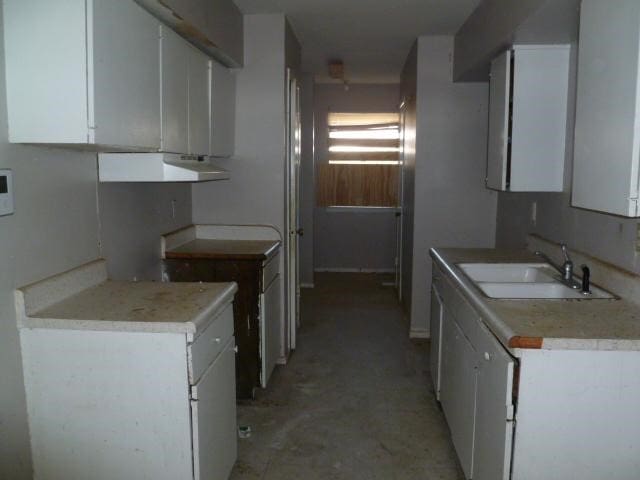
[230,273,464,479]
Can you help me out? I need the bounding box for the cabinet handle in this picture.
[234,346,239,354]
[484,352,492,361]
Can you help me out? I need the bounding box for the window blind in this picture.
[317,112,401,207]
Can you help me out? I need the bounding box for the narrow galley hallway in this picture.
[230,273,464,479]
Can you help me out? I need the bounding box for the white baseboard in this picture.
[409,329,430,339]
[314,268,395,273]
[300,282,315,289]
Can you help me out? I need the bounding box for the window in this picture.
[317,112,400,207]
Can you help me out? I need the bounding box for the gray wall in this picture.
[400,42,418,315]
[409,36,497,337]
[495,41,640,274]
[99,183,192,281]
[314,209,398,272]
[0,5,192,477]
[299,72,315,286]
[192,14,298,358]
[313,83,400,272]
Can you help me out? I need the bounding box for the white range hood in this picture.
[98,153,230,183]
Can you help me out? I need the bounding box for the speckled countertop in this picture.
[431,248,640,352]
[20,280,237,335]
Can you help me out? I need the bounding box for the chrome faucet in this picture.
[535,243,580,289]
[560,244,574,283]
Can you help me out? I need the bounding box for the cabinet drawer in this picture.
[262,252,279,292]
[189,303,234,384]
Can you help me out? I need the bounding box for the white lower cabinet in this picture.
[439,308,478,479]
[429,286,444,400]
[20,305,238,480]
[260,253,281,388]
[433,264,515,480]
[432,264,640,480]
[191,338,237,480]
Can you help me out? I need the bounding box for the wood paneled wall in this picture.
[316,164,399,207]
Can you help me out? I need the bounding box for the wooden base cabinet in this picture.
[432,263,640,480]
[164,252,280,399]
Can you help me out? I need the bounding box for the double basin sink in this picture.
[458,263,614,300]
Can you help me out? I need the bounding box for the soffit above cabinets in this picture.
[454,0,580,82]
[134,0,243,68]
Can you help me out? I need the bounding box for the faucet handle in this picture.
[561,243,571,262]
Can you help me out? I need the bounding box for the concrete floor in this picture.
[230,273,465,479]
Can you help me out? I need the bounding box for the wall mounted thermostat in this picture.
[0,169,14,216]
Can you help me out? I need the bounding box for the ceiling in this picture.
[233,0,482,84]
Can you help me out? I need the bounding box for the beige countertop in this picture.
[20,280,237,335]
[431,248,640,351]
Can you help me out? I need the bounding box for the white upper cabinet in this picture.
[572,0,640,217]
[188,47,212,156]
[160,26,190,154]
[4,0,161,150]
[486,45,570,192]
[210,61,236,158]
[161,27,213,156]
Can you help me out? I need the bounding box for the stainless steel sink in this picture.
[457,263,615,300]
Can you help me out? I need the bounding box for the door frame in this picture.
[285,68,302,352]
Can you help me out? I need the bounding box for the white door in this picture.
[429,286,444,400]
[92,0,161,149]
[160,26,189,153]
[190,339,237,480]
[486,50,511,191]
[473,327,515,480]
[439,309,477,479]
[260,274,281,387]
[286,69,302,351]
[396,100,406,301]
[187,46,211,156]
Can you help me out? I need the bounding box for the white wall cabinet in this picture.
[161,26,190,154]
[572,0,640,217]
[4,0,161,150]
[188,47,213,156]
[486,45,570,192]
[210,61,236,157]
[161,26,213,156]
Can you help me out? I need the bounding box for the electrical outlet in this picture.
[531,201,537,226]
[170,199,177,220]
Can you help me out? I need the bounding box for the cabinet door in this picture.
[486,50,511,191]
[210,61,236,157]
[191,339,237,480]
[572,0,640,217]
[430,286,444,400]
[473,327,515,480]
[161,26,189,153]
[92,0,160,149]
[188,47,211,156]
[260,275,281,388]
[440,308,477,479]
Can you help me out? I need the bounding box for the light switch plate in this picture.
[0,169,14,216]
